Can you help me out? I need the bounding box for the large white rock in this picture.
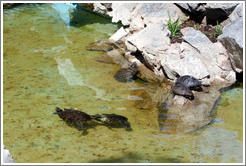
[138,3,187,25]
[229,3,243,21]
[108,3,138,26]
[160,42,210,80]
[108,27,128,43]
[181,27,220,58]
[127,23,171,77]
[218,17,243,73]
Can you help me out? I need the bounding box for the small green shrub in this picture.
[212,20,223,37]
[167,12,183,37]
[194,24,201,30]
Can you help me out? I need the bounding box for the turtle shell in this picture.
[102,114,128,123]
[114,62,138,82]
[55,107,92,125]
[176,75,202,90]
[93,113,130,128]
[172,82,194,100]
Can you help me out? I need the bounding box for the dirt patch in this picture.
[171,19,221,44]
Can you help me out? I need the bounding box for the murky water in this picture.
[3,4,244,163]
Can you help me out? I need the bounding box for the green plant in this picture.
[194,24,201,30]
[167,12,183,37]
[212,20,223,37]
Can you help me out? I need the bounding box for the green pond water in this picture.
[3,3,244,163]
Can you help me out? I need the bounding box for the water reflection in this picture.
[51,3,76,27]
[55,56,107,100]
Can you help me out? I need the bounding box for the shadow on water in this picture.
[89,152,183,163]
[70,5,121,28]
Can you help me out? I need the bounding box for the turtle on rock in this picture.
[172,82,195,100]
[176,75,210,91]
[114,62,138,82]
[171,72,210,100]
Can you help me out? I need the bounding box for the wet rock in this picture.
[218,18,243,73]
[205,3,238,24]
[106,49,129,67]
[164,86,221,133]
[3,145,15,163]
[229,3,243,21]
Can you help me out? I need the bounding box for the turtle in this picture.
[175,74,210,91]
[92,113,132,130]
[171,82,194,100]
[54,107,96,135]
[114,62,138,82]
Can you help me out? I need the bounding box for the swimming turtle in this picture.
[172,82,194,100]
[55,107,96,135]
[114,62,138,82]
[92,113,131,130]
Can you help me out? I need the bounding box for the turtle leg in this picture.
[78,123,84,131]
[187,95,194,100]
[171,91,176,98]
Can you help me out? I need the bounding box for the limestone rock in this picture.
[109,27,128,43]
[101,3,112,10]
[138,3,187,25]
[93,3,108,14]
[127,23,171,77]
[129,13,145,32]
[181,27,219,58]
[218,18,243,73]
[229,3,243,21]
[108,3,138,26]
[161,42,210,80]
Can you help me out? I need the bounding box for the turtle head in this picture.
[130,62,137,68]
